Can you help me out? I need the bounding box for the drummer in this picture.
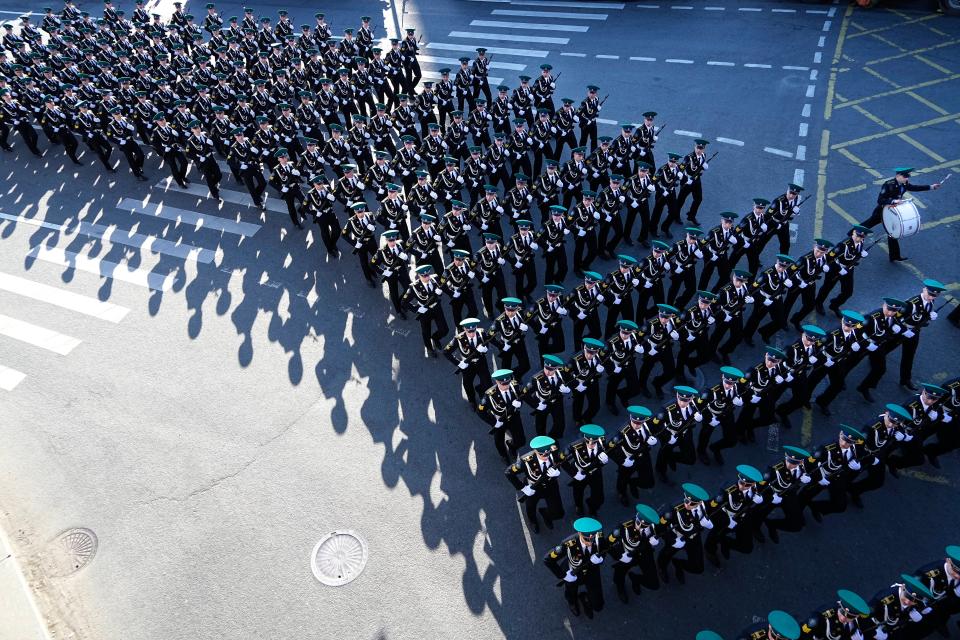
[860,167,941,263]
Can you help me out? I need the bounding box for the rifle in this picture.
[553,71,562,83]
[599,94,610,106]
[705,150,720,164]
[654,123,667,136]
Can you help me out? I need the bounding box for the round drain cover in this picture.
[310,530,368,587]
[48,528,98,577]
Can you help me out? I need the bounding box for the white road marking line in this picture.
[802,104,812,117]
[674,130,702,138]
[0,313,82,356]
[809,69,818,81]
[510,0,623,7]
[828,7,837,17]
[0,271,129,323]
[822,20,832,31]
[799,123,809,137]
[595,54,619,59]
[814,51,822,63]
[448,30,570,44]
[665,58,694,64]
[469,20,588,33]
[422,69,504,84]
[635,4,660,8]
[0,212,215,264]
[0,10,43,14]
[630,56,657,62]
[26,245,176,292]
[671,5,694,9]
[818,36,826,47]
[491,9,609,19]
[120,196,262,236]
[716,137,745,146]
[426,42,549,57]
[0,363,26,391]
[417,54,526,70]
[744,63,772,69]
[560,52,586,57]
[794,169,805,187]
[739,7,762,11]
[783,65,810,71]
[596,117,620,125]
[764,147,794,158]
[772,8,796,12]
[153,179,285,216]
[704,6,725,10]
[808,9,830,14]
[796,145,807,161]
[707,61,735,66]
[806,85,816,98]
[466,0,511,3]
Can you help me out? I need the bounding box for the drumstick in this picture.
[939,173,952,186]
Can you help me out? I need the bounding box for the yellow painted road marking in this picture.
[801,410,813,448]
[836,75,960,110]
[886,8,951,38]
[899,134,946,163]
[862,65,899,89]
[828,184,867,199]
[832,112,960,149]
[864,39,960,66]
[847,13,943,39]
[868,158,960,183]
[901,470,952,486]
[915,55,953,76]
[920,212,960,231]
[837,148,884,179]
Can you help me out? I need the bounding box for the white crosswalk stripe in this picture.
[469,20,589,32]
[0,364,26,391]
[0,271,129,323]
[0,313,82,356]
[0,212,216,264]
[123,196,263,236]
[426,42,549,58]
[421,69,504,86]
[417,54,527,71]
[153,178,288,215]
[449,31,570,45]
[491,9,609,19]
[25,245,176,292]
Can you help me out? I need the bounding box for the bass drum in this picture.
[882,198,921,239]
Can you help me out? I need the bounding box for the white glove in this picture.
[477,345,488,354]
[619,552,633,563]
[647,184,656,193]
[839,267,848,276]
[929,410,939,420]
[694,411,703,422]
[547,467,560,478]
[354,241,363,249]
[709,417,720,427]
[799,280,808,289]
[539,325,549,335]
[723,312,733,323]
[399,252,408,260]
[559,384,571,394]
[577,311,587,320]
[521,484,536,497]
[894,431,905,442]
[623,457,634,468]
[619,195,625,203]
[592,211,601,220]
[598,451,609,464]
[646,435,658,446]
[729,236,739,245]
[614,365,622,373]
[577,229,586,237]
[743,240,751,248]
[775,375,784,384]
[943,413,953,423]
[686,333,695,342]
[575,382,587,393]
[707,316,716,325]
[851,342,861,352]
[669,330,680,340]
[751,395,761,404]
[447,241,455,248]
[745,295,755,304]
[784,279,793,288]
[667,434,678,445]
[908,609,923,623]
[383,269,393,278]
[502,343,512,352]
[563,570,577,583]
[699,517,714,529]
[822,264,831,273]
[751,493,763,504]
[366,223,375,231]
[634,344,645,354]
[511,399,522,408]
[703,162,709,170]
[644,281,653,289]
[694,249,703,259]
[648,347,658,356]
[574,470,586,481]
[430,191,438,199]
[557,307,569,316]
[514,261,523,269]
[867,342,878,352]
[240,163,248,170]
[672,538,686,549]
[763,297,773,307]
[596,294,605,303]
[464,224,472,231]
[800,473,812,484]
[536,401,547,411]
[930,311,938,320]
[282,187,290,193]
[818,476,830,487]
[891,324,902,334]
[530,242,539,251]
[861,250,869,258]
[614,296,622,305]
[825,357,835,367]
[849,459,861,471]
[417,305,428,314]
[903,329,915,338]
[458,360,469,370]
[809,356,818,364]
[772,494,783,505]
[786,373,794,382]
[728,519,737,529]
[760,223,768,232]
[589,553,603,565]
[631,278,640,287]
[733,397,744,407]
[875,627,889,640]
[494,419,503,429]
[497,257,506,265]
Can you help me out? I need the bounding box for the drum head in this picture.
[883,206,904,238]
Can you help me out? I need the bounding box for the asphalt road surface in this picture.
[0,1,958,639]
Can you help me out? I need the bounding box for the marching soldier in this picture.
[485,133,510,189]
[889,382,948,471]
[151,112,189,188]
[522,353,572,440]
[504,174,533,230]
[916,545,960,632]
[657,482,713,585]
[341,201,378,285]
[733,198,773,276]
[563,424,610,516]
[440,249,479,325]
[470,184,505,242]
[185,120,222,201]
[568,271,605,350]
[74,102,114,171]
[632,111,658,171]
[666,226,704,309]
[898,278,945,391]
[370,230,409,316]
[586,136,612,193]
[654,385,705,483]
[742,254,795,346]
[869,574,935,639]
[607,503,662,602]
[106,108,147,180]
[543,517,608,618]
[505,435,565,534]
[505,219,539,303]
[848,403,911,505]
[815,310,869,416]
[634,240,670,319]
[800,589,874,640]
[677,290,718,379]
[815,225,872,316]
[270,148,307,229]
[737,347,790,443]
[531,109,554,178]
[610,405,658,504]
[443,317,492,410]
[637,303,682,399]
[403,264,450,357]
[699,211,738,292]
[529,284,568,358]
[624,161,656,246]
[40,95,82,165]
[569,338,607,427]
[463,146,487,205]
[490,85,512,138]
[775,325,830,428]
[786,238,834,331]
[596,174,626,259]
[577,85,600,151]
[406,212,443,276]
[405,170,438,222]
[377,182,410,242]
[768,183,804,255]
[703,367,747,465]
[560,146,588,208]
[676,138,710,225]
[477,368,525,463]
[507,117,532,178]
[553,98,579,161]
[435,156,465,205]
[653,152,683,237]
[763,446,816,543]
[227,127,266,206]
[739,611,802,640]
[0,89,43,156]
[475,233,509,318]
[531,63,556,112]
[604,319,642,414]
[363,150,395,201]
[712,269,753,364]
[860,167,941,262]
[703,464,765,565]
[569,190,600,276]
[534,160,563,222]
[603,255,639,337]
[808,425,866,519]
[923,378,959,469]
[541,205,570,285]
[490,297,531,380]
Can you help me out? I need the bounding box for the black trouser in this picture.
[544,245,568,284]
[743,300,777,342]
[493,413,524,461]
[385,273,408,314]
[677,178,703,221]
[776,223,791,255]
[858,342,898,391]
[499,341,531,380]
[635,281,664,319]
[657,534,704,581]
[656,191,680,235]
[554,130,576,160]
[535,401,566,440]
[563,182,583,209]
[603,296,635,338]
[579,121,598,152]
[280,186,305,228]
[83,132,113,168]
[55,128,81,163]
[571,469,604,514]
[815,270,855,310]
[239,165,267,205]
[681,333,711,372]
[625,200,650,243]
[417,305,450,351]
[536,324,565,360]
[737,395,778,442]
[784,282,814,324]
[572,384,600,425]
[613,549,658,595]
[597,214,623,258]
[716,315,744,356]
[810,473,851,517]
[117,139,145,176]
[573,230,597,274]
[195,156,222,198]
[707,413,738,459]
[666,267,696,309]
[778,366,827,416]
[510,152,532,179]
[849,454,890,499]
[817,356,864,409]
[862,204,904,261]
[655,429,696,478]
[162,149,189,186]
[456,90,475,114]
[605,362,637,409]
[756,299,788,342]
[311,209,342,254]
[523,479,563,529]
[5,120,41,155]
[616,451,655,497]
[563,567,604,614]
[513,261,537,301]
[638,347,676,393]
[532,143,551,178]
[479,273,507,318]
[898,333,920,385]
[708,516,756,558]
[449,289,479,325]
[459,359,492,406]
[765,492,808,536]
[572,312,601,351]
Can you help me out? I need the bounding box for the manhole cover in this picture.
[46,527,98,577]
[310,530,368,586]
